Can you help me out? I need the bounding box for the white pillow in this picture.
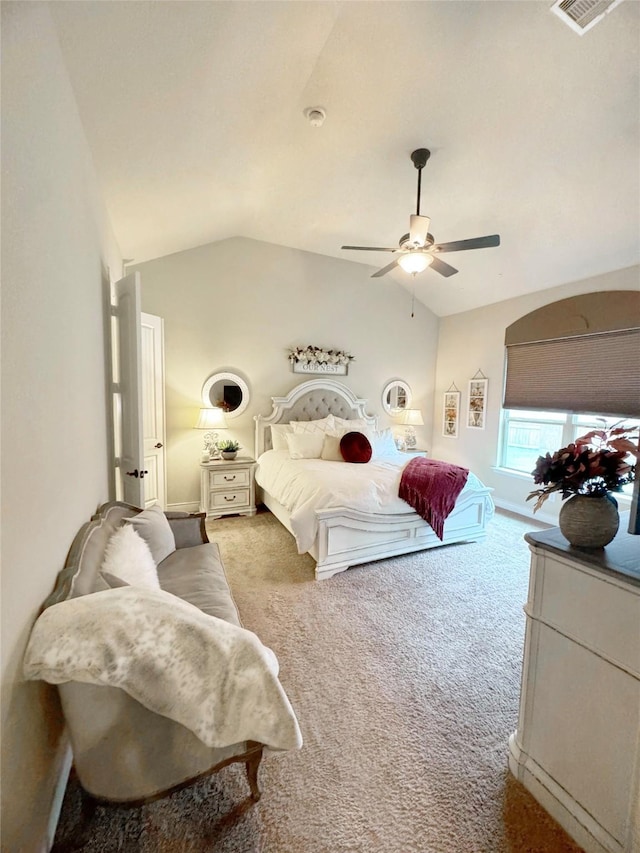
[290,415,334,435]
[332,416,371,432]
[124,505,176,565]
[321,431,346,462]
[370,428,403,458]
[286,432,324,459]
[270,423,293,452]
[100,525,160,589]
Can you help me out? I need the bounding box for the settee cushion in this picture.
[125,505,176,564]
[166,513,208,549]
[157,543,241,627]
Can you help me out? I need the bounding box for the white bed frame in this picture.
[254,379,493,581]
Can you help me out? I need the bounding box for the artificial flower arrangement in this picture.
[527,421,638,513]
[288,345,355,366]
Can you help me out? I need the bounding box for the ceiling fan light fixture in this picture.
[340,146,499,280]
[398,252,433,275]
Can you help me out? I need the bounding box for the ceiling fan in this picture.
[341,148,500,278]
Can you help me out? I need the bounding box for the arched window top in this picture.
[505,290,640,346]
[503,290,640,418]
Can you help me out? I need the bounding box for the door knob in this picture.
[154,442,163,449]
[126,470,140,478]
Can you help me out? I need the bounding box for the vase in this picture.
[221,451,237,460]
[558,494,619,548]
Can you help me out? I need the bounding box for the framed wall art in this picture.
[442,384,460,438]
[467,372,488,430]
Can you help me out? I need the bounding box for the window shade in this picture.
[503,329,640,416]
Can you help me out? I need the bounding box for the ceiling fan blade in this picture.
[371,258,401,278]
[433,234,500,253]
[341,245,397,252]
[429,256,458,277]
[409,215,430,247]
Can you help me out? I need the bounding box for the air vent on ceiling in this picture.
[550,0,624,34]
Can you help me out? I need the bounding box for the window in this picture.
[501,410,566,474]
[500,410,640,494]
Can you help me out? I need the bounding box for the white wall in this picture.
[0,4,121,850]
[133,237,439,507]
[430,265,640,524]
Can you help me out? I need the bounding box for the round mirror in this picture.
[382,380,411,415]
[201,371,250,419]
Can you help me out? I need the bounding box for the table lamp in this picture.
[195,407,228,461]
[399,409,424,449]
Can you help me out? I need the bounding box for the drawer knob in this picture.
[224,495,236,502]
[224,475,236,481]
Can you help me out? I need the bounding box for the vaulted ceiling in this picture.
[50,0,639,316]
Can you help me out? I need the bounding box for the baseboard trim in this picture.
[173,497,558,526]
[493,497,557,528]
[166,501,200,513]
[47,742,73,851]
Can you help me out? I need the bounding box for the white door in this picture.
[113,273,145,506]
[141,313,166,509]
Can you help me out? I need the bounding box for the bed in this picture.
[253,378,494,580]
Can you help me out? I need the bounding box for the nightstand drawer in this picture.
[209,489,250,510]
[209,469,250,489]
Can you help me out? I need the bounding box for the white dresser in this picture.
[199,457,256,519]
[509,518,640,853]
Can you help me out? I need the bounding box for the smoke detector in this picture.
[304,107,326,127]
[550,0,625,34]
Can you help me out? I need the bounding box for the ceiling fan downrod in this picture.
[411,148,430,215]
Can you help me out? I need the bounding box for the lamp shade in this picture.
[195,407,228,430]
[399,408,424,427]
[398,252,433,275]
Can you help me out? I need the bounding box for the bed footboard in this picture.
[313,490,492,580]
[262,488,493,581]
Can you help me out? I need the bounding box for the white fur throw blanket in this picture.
[23,587,303,752]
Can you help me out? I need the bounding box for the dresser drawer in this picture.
[536,551,640,677]
[209,489,250,511]
[209,469,250,489]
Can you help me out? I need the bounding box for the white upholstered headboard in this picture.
[254,379,377,458]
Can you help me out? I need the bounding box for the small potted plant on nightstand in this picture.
[218,439,241,460]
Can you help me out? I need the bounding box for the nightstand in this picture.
[400,449,428,458]
[199,457,256,519]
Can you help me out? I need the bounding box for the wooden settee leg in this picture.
[245,744,263,801]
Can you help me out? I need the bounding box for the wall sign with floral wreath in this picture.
[288,345,355,376]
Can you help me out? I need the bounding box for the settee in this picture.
[24,501,301,828]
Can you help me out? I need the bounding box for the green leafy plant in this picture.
[527,421,638,513]
[218,439,240,452]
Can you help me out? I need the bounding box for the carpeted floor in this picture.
[54,508,584,852]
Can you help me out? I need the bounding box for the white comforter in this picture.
[255,449,489,553]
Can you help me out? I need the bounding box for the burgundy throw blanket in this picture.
[399,458,469,540]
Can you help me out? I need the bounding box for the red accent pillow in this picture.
[340,431,372,464]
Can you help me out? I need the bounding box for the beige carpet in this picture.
[54,509,584,852]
